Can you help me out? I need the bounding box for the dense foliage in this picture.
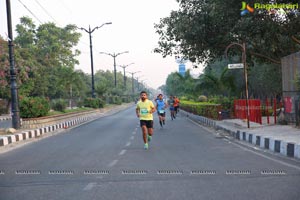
[0,17,142,116]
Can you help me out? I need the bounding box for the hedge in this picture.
[19,97,50,118]
[180,100,221,120]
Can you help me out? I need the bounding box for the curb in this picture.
[0,104,133,147]
[182,110,300,160]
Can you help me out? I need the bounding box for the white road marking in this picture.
[108,160,118,167]
[130,136,134,140]
[83,182,97,191]
[125,142,131,147]
[119,149,126,156]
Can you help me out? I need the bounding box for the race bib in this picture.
[159,110,165,114]
[140,108,149,115]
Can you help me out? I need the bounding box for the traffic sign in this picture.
[228,63,244,69]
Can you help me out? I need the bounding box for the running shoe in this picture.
[144,143,149,150]
[148,135,152,142]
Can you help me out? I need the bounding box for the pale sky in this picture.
[0,0,202,89]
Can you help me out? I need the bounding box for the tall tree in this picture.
[14,17,81,99]
[154,0,300,65]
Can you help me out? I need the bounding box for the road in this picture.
[0,106,300,200]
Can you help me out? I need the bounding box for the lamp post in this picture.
[119,62,134,89]
[140,79,148,91]
[77,22,112,98]
[136,75,144,91]
[6,0,20,129]
[225,42,250,128]
[99,51,129,87]
[127,71,141,94]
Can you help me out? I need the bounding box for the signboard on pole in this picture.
[228,63,244,69]
[179,64,186,76]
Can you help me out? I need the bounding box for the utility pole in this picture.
[6,0,20,129]
[78,22,112,98]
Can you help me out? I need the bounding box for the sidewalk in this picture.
[0,103,134,147]
[181,110,300,160]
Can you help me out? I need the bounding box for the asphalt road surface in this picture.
[0,106,300,200]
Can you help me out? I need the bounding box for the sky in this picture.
[0,0,203,89]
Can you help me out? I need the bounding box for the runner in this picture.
[168,95,176,120]
[155,94,167,128]
[174,96,180,115]
[136,91,156,150]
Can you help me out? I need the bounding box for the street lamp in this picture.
[136,75,144,91]
[99,51,129,87]
[77,22,112,98]
[119,62,134,89]
[127,71,141,94]
[225,42,250,128]
[139,79,148,90]
[6,0,20,129]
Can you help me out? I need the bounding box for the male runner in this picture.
[168,95,176,120]
[136,91,156,150]
[156,94,167,128]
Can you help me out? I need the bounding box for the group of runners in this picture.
[136,91,180,150]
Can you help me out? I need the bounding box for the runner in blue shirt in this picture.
[155,94,168,128]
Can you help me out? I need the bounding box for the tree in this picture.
[248,62,282,98]
[154,0,300,65]
[13,17,81,99]
[165,70,197,99]
[195,58,241,97]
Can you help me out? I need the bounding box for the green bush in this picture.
[121,96,131,103]
[107,96,122,105]
[19,97,50,118]
[208,96,235,111]
[51,99,67,112]
[83,98,105,108]
[180,100,221,119]
[198,95,208,102]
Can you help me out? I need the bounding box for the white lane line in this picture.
[83,182,97,191]
[108,160,118,167]
[132,131,136,135]
[130,136,134,140]
[125,142,131,147]
[119,149,127,156]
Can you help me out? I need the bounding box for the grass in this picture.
[47,107,95,116]
[47,103,123,116]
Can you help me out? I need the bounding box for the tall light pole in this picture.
[127,71,141,95]
[6,0,20,129]
[119,62,134,89]
[225,42,250,128]
[136,75,144,91]
[99,51,129,87]
[77,22,112,98]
